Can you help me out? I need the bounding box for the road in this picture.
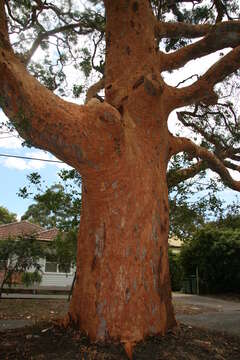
[173,293,240,337]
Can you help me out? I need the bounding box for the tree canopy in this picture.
[19,170,81,231]
[0,206,17,225]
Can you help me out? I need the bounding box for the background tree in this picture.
[0,206,17,225]
[0,235,44,297]
[19,170,81,269]
[1,0,240,356]
[180,225,240,294]
[19,170,81,231]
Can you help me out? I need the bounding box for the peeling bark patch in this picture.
[112,181,118,189]
[133,76,144,90]
[132,1,139,12]
[133,279,137,291]
[95,223,105,258]
[97,317,107,339]
[141,247,147,260]
[152,221,159,246]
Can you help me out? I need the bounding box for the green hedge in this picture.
[168,250,183,291]
[180,226,240,293]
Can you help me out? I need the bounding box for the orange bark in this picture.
[68,111,176,343]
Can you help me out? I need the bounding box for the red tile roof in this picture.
[36,228,59,242]
[0,221,58,242]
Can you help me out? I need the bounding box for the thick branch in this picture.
[173,45,240,108]
[169,135,240,191]
[155,20,212,39]
[167,160,207,189]
[161,21,240,72]
[0,45,121,172]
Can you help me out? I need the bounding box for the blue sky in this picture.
[0,110,71,218]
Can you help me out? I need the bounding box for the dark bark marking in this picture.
[106,84,112,90]
[144,78,158,96]
[160,223,166,233]
[130,20,135,28]
[132,1,139,12]
[91,255,97,271]
[118,105,124,116]
[133,75,144,90]
[125,288,131,303]
[126,46,131,55]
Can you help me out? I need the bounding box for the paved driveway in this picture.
[173,293,240,337]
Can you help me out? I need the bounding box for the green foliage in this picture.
[52,229,77,269]
[73,84,84,98]
[21,271,42,287]
[0,235,44,295]
[19,170,81,231]
[0,206,17,225]
[80,48,92,78]
[168,250,183,291]
[180,226,240,293]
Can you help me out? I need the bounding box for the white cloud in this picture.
[0,135,23,149]
[0,111,23,149]
[0,148,72,171]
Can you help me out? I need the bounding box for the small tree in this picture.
[0,235,44,297]
[0,206,17,225]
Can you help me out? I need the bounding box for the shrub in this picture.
[168,250,183,291]
[180,226,240,293]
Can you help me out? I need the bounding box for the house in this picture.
[168,236,183,254]
[0,220,75,291]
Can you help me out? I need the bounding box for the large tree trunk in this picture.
[1,0,178,353]
[68,108,176,344]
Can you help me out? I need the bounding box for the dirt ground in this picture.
[0,298,215,321]
[1,321,239,359]
[0,299,69,321]
[0,299,239,359]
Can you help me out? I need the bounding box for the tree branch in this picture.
[0,45,121,172]
[85,78,105,104]
[173,45,240,108]
[160,21,240,71]
[167,160,207,189]
[169,135,240,191]
[23,22,94,65]
[155,19,212,39]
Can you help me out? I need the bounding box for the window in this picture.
[44,254,71,274]
[45,261,58,273]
